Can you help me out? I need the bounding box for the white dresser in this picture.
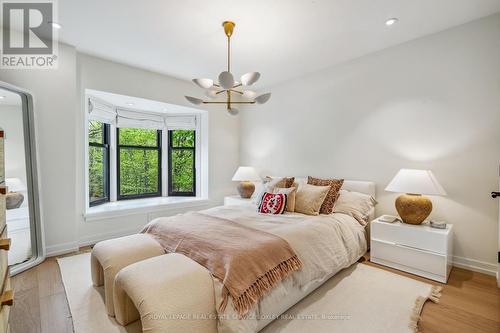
[370,217,453,283]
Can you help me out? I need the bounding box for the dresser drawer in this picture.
[0,189,5,235]
[371,238,448,278]
[371,221,450,254]
[0,130,4,184]
[0,229,8,297]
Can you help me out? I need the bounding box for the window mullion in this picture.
[109,124,117,202]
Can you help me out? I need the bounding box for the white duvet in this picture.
[202,205,367,333]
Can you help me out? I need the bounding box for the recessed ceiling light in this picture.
[385,18,399,26]
[0,96,5,99]
[126,102,134,106]
[49,21,62,29]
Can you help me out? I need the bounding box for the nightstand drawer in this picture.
[0,228,8,296]
[371,221,449,254]
[371,239,447,278]
[0,276,11,333]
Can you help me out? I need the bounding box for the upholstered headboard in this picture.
[341,180,377,222]
[266,177,376,199]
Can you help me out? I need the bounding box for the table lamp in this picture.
[385,169,446,225]
[232,166,260,198]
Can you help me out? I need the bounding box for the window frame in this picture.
[88,121,110,207]
[168,130,196,197]
[116,128,162,200]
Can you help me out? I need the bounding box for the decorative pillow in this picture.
[275,177,295,188]
[333,190,378,226]
[294,183,331,216]
[307,176,344,214]
[273,186,297,212]
[258,192,287,214]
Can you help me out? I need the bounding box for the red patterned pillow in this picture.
[258,192,287,214]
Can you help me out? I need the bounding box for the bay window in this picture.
[86,96,202,209]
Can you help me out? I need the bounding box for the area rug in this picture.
[58,253,441,333]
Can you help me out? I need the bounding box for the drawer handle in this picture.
[0,290,13,307]
[0,239,10,251]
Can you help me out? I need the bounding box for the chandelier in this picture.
[185,21,271,115]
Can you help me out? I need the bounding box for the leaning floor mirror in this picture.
[0,82,44,275]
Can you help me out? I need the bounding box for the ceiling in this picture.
[58,0,500,88]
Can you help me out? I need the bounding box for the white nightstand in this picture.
[224,195,255,208]
[370,217,453,283]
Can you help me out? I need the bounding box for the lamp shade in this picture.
[385,169,446,196]
[241,72,260,86]
[255,93,271,104]
[192,78,213,89]
[232,166,260,181]
[5,178,26,192]
[185,96,203,105]
[219,71,235,89]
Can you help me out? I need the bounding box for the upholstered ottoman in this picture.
[113,253,217,333]
[91,234,164,316]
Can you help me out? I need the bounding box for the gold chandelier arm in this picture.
[216,90,226,95]
[230,89,243,95]
[233,83,242,88]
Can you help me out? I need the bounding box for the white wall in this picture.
[0,43,78,254]
[240,14,500,274]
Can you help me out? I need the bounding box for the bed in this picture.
[92,180,375,333]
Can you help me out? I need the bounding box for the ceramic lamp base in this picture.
[395,194,432,225]
[237,181,255,198]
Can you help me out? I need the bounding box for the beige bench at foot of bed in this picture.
[91,234,165,316]
[113,253,218,333]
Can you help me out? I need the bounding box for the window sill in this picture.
[84,196,210,222]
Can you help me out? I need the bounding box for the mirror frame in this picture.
[0,81,45,275]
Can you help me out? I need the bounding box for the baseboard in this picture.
[452,255,497,276]
[45,241,79,257]
[78,227,140,248]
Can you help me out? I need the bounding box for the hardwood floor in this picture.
[8,251,499,333]
[360,254,500,333]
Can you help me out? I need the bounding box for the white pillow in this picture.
[333,190,377,225]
